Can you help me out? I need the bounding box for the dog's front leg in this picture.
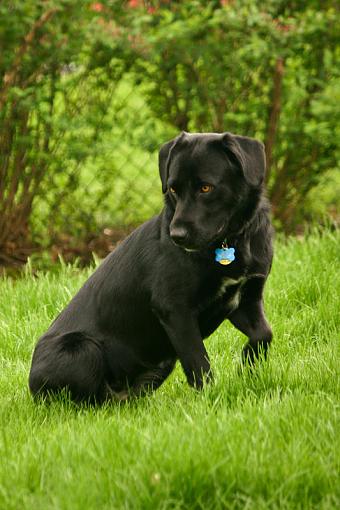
[229,300,272,364]
[155,308,211,389]
[228,278,272,364]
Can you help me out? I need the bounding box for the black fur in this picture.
[29,132,273,403]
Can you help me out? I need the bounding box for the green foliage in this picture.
[0,0,339,265]
[0,0,107,261]
[0,231,339,508]
[113,0,340,231]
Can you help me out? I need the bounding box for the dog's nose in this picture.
[170,227,188,246]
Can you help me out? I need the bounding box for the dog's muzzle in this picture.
[170,227,189,247]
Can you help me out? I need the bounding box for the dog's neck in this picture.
[223,187,265,245]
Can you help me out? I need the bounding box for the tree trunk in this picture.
[265,57,284,183]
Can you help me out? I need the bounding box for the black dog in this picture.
[29,132,273,403]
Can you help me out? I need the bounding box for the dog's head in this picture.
[159,132,266,251]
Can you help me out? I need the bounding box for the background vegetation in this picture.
[0,0,339,266]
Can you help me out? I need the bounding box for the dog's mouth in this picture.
[171,222,227,253]
[172,236,219,253]
[171,238,199,252]
[183,247,199,253]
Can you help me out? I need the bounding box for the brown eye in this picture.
[169,186,176,194]
[200,184,213,193]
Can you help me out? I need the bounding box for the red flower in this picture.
[90,2,104,12]
[272,18,292,32]
[128,0,141,8]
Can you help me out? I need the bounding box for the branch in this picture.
[264,57,284,183]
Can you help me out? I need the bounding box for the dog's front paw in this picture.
[241,339,270,367]
[187,367,213,390]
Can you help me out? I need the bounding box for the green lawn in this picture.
[0,230,339,509]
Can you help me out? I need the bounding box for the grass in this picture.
[0,229,339,509]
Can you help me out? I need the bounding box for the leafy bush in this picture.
[112,0,340,231]
[0,1,112,262]
[0,0,339,265]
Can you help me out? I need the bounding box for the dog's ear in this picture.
[222,133,266,187]
[159,132,186,193]
[159,140,175,193]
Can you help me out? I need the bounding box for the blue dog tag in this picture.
[215,246,235,265]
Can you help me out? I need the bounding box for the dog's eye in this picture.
[200,184,213,193]
[169,186,176,194]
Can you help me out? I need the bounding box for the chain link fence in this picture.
[29,78,176,264]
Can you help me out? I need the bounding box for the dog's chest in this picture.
[199,275,246,313]
[216,276,245,310]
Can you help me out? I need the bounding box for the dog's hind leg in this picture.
[101,359,176,402]
[29,332,107,403]
[130,359,176,397]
